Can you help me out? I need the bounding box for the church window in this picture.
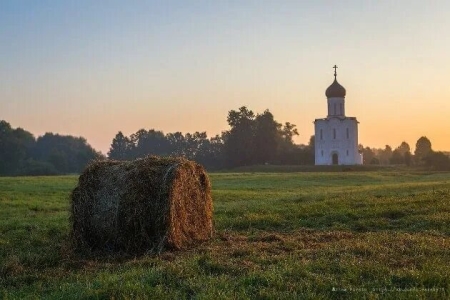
[321,150,323,157]
[347,150,349,156]
[320,129,323,140]
[346,128,349,139]
[333,128,336,139]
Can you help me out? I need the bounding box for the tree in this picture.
[404,151,412,166]
[361,147,375,165]
[280,122,299,144]
[224,106,256,167]
[390,141,412,165]
[306,135,315,162]
[0,121,17,174]
[379,145,393,165]
[370,157,380,165]
[132,129,170,158]
[275,123,300,164]
[166,132,186,156]
[184,131,208,159]
[0,120,102,175]
[423,151,450,171]
[0,121,36,175]
[48,149,69,173]
[397,141,411,155]
[194,134,225,170]
[18,159,59,176]
[108,131,132,160]
[33,133,101,173]
[253,110,279,164]
[390,149,403,165]
[226,106,255,128]
[414,136,432,164]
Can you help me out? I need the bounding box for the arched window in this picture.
[346,128,349,139]
[333,128,336,139]
[320,129,323,140]
[346,150,349,156]
[321,150,324,157]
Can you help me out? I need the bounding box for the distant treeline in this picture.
[0,120,102,176]
[359,137,450,170]
[1,106,449,176]
[108,107,314,170]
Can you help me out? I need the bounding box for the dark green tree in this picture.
[379,145,393,165]
[423,151,450,170]
[0,121,36,175]
[224,106,256,167]
[194,134,225,170]
[390,149,403,165]
[253,110,279,164]
[166,132,186,156]
[33,133,101,173]
[361,147,375,165]
[414,136,432,164]
[404,151,412,166]
[0,120,101,175]
[183,132,208,159]
[48,149,69,173]
[397,141,411,155]
[275,123,300,164]
[108,131,132,160]
[132,129,170,157]
[280,122,299,145]
[390,141,412,165]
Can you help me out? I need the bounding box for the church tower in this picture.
[314,66,363,165]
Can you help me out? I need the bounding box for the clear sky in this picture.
[1,1,449,154]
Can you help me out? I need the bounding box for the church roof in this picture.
[325,78,346,98]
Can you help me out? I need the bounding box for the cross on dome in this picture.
[325,65,346,98]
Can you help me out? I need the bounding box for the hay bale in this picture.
[70,156,213,254]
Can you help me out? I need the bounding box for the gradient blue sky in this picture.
[1,1,449,154]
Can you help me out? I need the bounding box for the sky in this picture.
[1,0,449,154]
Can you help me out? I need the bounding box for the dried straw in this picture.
[70,156,213,254]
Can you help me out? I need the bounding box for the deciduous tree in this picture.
[414,136,432,164]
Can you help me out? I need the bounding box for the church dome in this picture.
[325,78,346,98]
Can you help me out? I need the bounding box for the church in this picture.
[314,66,363,165]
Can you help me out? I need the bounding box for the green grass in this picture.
[1,170,449,299]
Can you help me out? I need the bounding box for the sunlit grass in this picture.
[1,170,449,299]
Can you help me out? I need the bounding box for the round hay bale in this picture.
[70,156,213,254]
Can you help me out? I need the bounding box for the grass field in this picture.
[1,170,449,299]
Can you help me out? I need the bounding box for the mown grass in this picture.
[0,170,449,299]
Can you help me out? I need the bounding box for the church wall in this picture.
[314,117,360,165]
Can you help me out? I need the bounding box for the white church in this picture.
[314,66,363,165]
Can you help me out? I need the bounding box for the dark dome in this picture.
[325,79,346,98]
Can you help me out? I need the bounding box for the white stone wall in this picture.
[314,117,361,165]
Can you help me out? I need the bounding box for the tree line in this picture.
[0,120,102,176]
[108,107,314,169]
[359,136,450,170]
[1,106,449,175]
